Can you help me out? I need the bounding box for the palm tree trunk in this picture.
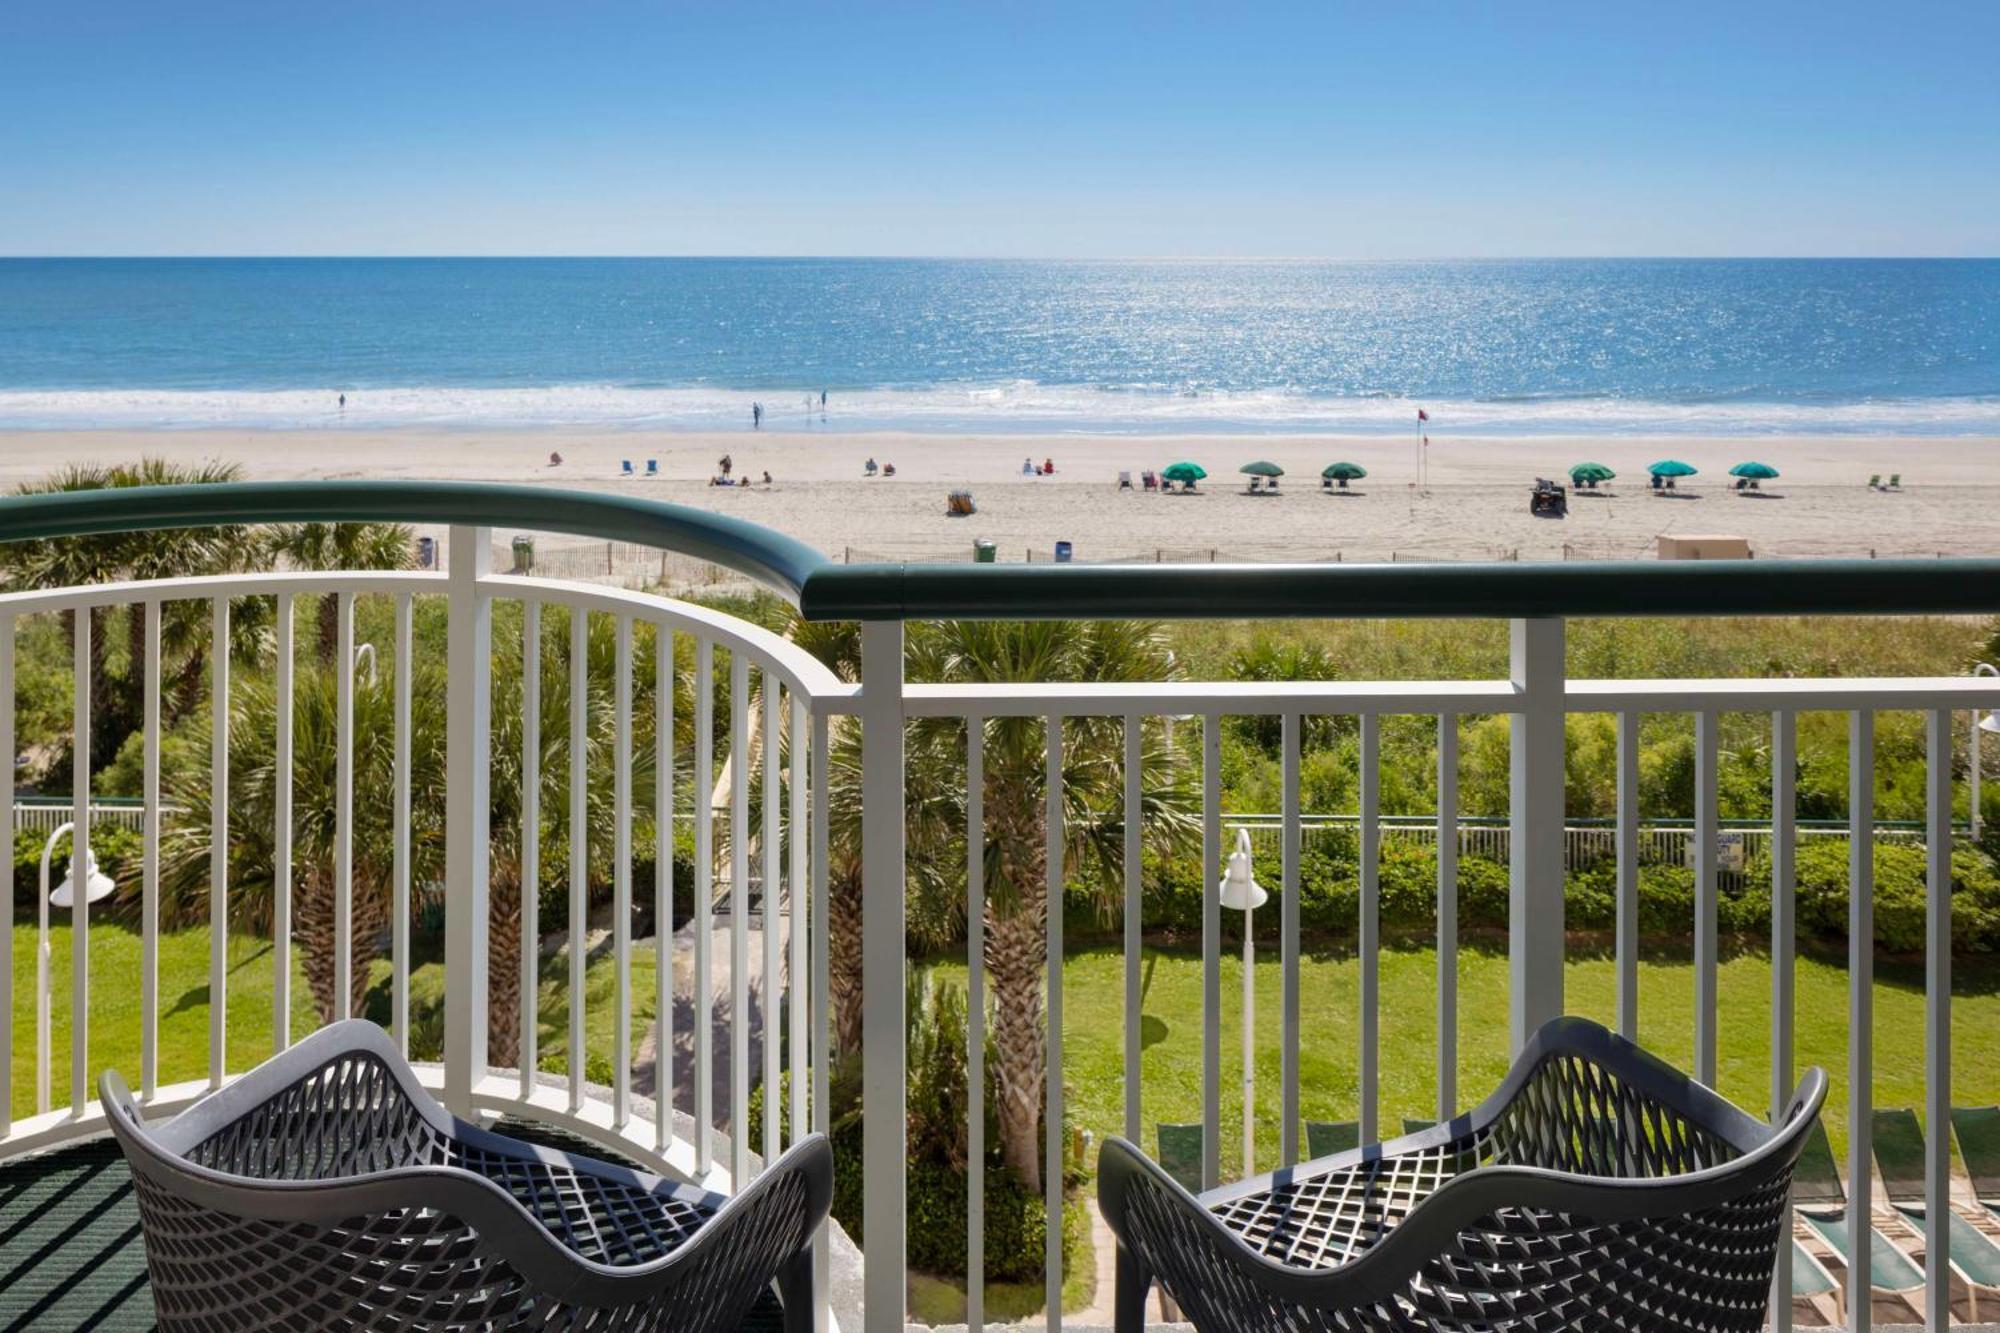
[987,782,1049,1195]
[487,864,524,1068]
[828,861,864,1054]
[297,863,389,1024]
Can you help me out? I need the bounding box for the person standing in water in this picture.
[338,392,346,411]
[752,401,763,429]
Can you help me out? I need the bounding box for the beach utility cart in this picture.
[1099,1016,1826,1333]
[101,1019,833,1333]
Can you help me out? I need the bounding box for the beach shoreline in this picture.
[4,429,1995,564]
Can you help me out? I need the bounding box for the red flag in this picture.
[1417,408,1429,422]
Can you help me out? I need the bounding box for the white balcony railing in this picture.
[2,481,1998,1333]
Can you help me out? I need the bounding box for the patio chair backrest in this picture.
[1792,1117,1844,1206]
[1305,1120,1358,1158]
[1157,1123,1205,1194]
[1871,1108,1928,1205]
[1953,1106,2000,1203]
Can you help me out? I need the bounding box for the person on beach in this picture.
[762,469,773,486]
[865,457,879,476]
[338,392,346,410]
[1023,457,1034,475]
[752,402,763,429]
[549,451,563,467]
[719,453,733,478]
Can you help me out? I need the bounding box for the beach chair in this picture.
[1874,1108,2000,1318]
[1953,1106,2000,1212]
[1304,1119,1358,1158]
[1651,474,1665,492]
[645,458,658,476]
[1887,473,1902,489]
[1142,470,1158,491]
[1119,470,1133,489]
[620,459,634,475]
[945,490,976,517]
[1868,474,1882,489]
[1792,1118,1925,1312]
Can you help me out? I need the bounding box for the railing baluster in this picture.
[656,623,674,1154]
[0,613,11,1131]
[967,714,986,1333]
[1769,709,1796,1333]
[334,591,353,1022]
[1202,713,1221,1188]
[614,616,633,1130]
[695,640,715,1178]
[763,679,781,1169]
[788,696,808,1148]
[206,597,226,1090]
[810,708,831,1332]
[569,606,588,1114]
[1436,712,1458,1119]
[442,524,494,1114]
[1847,708,1873,1333]
[1616,710,1639,1041]
[730,653,750,1187]
[1043,714,1064,1332]
[521,600,540,1098]
[858,620,906,1329]
[1281,710,1301,1166]
[143,600,161,1096]
[1358,712,1380,1144]
[1508,618,1566,1050]
[1694,710,1719,1085]
[393,591,412,1057]
[1924,707,1950,1332]
[274,594,293,1055]
[1124,714,1143,1147]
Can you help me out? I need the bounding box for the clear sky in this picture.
[3,1,1994,258]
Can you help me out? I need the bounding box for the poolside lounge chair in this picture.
[1874,1107,2000,1319]
[102,1019,833,1333]
[1952,1106,2000,1214]
[1304,1119,1358,1158]
[1102,1017,1826,1333]
[1792,1117,1925,1311]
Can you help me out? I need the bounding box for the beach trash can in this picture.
[415,536,436,569]
[1054,540,1074,563]
[973,539,998,564]
[511,535,536,573]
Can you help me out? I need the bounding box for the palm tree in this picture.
[3,459,258,771]
[801,615,1198,1193]
[263,522,418,664]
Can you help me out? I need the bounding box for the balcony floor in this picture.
[0,1121,788,1331]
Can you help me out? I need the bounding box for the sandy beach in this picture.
[3,429,1995,565]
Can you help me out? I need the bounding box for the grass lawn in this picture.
[929,938,2000,1178]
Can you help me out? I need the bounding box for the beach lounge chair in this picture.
[1304,1119,1358,1158]
[1887,473,1902,489]
[102,1019,833,1333]
[621,459,634,475]
[1952,1106,2000,1212]
[1792,1118,1925,1312]
[1119,470,1133,489]
[1868,474,1881,489]
[1102,1018,1827,1333]
[1142,470,1158,491]
[645,458,658,476]
[1652,474,1665,491]
[1874,1108,2000,1318]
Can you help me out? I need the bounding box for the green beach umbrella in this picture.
[1648,459,1699,478]
[1321,461,1367,490]
[1729,461,1780,480]
[1161,461,1207,485]
[1569,462,1616,484]
[1239,460,1285,478]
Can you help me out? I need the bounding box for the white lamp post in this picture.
[1975,664,2000,841]
[354,641,378,687]
[38,821,114,1115]
[1218,827,1267,1172]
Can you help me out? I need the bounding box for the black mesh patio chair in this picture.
[101,1019,833,1333]
[1100,1016,1827,1333]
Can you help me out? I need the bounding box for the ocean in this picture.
[0,258,1995,435]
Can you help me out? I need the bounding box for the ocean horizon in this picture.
[3,257,1996,436]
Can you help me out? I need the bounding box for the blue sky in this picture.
[2,1,1994,257]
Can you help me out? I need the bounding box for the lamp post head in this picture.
[50,846,116,908]
[1217,827,1268,912]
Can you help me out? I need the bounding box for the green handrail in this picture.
[4,480,2000,623]
[0,480,827,603]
